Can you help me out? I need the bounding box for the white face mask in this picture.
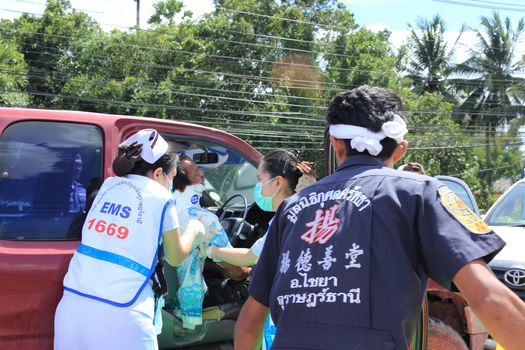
[188,183,205,195]
[173,183,206,210]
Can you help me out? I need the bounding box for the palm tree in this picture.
[452,12,525,189]
[406,15,463,96]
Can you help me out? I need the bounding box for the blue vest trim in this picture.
[263,315,276,349]
[65,199,174,308]
[76,244,150,277]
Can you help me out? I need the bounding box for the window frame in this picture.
[0,120,104,241]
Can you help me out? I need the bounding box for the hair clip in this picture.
[288,149,300,157]
[282,158,290,174]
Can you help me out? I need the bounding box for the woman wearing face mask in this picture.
[206,149,315,350]
[206,149,316,267]
[54,129,207,350]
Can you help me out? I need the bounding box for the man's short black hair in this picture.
[326,86,406,159]
[173,154,192,192]
[402,162,426,175]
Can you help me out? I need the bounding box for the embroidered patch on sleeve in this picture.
[438,186,491,234]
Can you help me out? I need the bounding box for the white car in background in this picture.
[483,179,525,302]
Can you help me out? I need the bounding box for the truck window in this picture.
[165,140,258,205]
[0,121,103,240]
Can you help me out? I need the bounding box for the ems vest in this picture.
[63,175,174,307]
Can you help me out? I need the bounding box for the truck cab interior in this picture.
[157,137,273,348]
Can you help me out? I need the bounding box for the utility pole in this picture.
[134,0,140,28]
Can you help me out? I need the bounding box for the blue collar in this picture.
[335,155,385,173]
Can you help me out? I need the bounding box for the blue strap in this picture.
[77,243,150,277]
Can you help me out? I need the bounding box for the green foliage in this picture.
[2,0,523,199]
[453,12,525,128]
[0,37,30,106]
[6,0,101,107]
[148,0,185,25]
[324,28,398,91]
[404,14,463,96]
[400,91,479,183]
[450,12,525,200]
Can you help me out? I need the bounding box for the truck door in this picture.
[0,120,103,348]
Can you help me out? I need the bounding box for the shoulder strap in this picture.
[150,245,168,298]
[150,199,175,298]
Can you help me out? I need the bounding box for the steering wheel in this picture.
[216,194,249,245]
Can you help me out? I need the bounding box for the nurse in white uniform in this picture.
[54,129,207,350]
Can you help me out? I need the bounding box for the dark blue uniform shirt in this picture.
[249,155,505,350]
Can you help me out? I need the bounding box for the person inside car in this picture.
[170,154,250,329]
[54,129,209,350]
[68,152,87,213]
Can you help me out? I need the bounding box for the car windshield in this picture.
[485,182,525,226]
[162,136,258,207]
[200,148,257,204]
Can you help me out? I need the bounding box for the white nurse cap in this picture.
[120,129,169,164]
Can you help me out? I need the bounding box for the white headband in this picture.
[329,114,408,156]
[120,129,169,164]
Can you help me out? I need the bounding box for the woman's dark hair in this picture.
[112,141,178,177]
[326,85,406,159]
[172,154,192,192]
[262,149,308,194]
[131,152,178,176]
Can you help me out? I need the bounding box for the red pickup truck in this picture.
[0,108,485,349]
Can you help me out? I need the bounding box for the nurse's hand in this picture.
[121,141,142,159]
[197,241,212,259]
[195,213,220,240]
[187,218,211,244]
[113,141,143,176]
[166,220,206,266]
[187,219,205,239]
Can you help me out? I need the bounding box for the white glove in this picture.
[206,246,215,260]
[195,213,220,240]
[187,218,205,236]
[187,219,207,250]
[197,240,208,259]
